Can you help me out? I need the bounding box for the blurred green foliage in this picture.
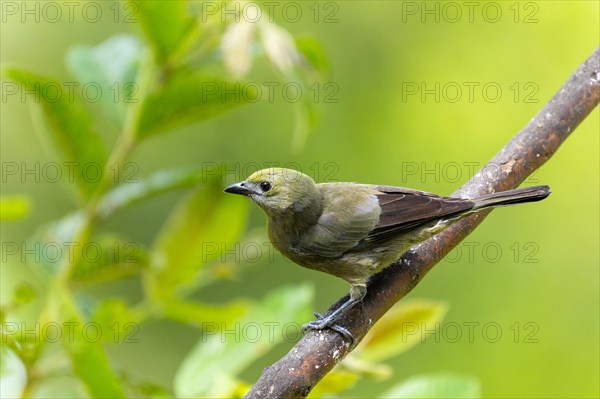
[1,1,598,398]
[1,1,461,397]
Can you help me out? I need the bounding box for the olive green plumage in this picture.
[224,167,550,339]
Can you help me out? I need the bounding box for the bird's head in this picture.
[224,168,321,216]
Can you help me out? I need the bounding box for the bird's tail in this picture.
[472,185,551,210]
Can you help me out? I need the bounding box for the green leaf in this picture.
[0,195,31,221]
[26,375,89,399]
[136,69,256,138]
[147,177,248,299]
[174,284,314,398]
[131,0,195,62]
[26,212,88,275]
[68,341,124,398]
[92,299,144,344]
[355,299,449,362]
[71,235,148,287]
[66,34,144,125]
[97,167,203,219]
[162,299,250,326]
[93,299,137,326]
[309,369,359,398]
[119,375,174,398]
[2,67,107,200]
[174,285,313,397]
[52,286,125,398]
[295,36,330,78]
[379,374,481,399]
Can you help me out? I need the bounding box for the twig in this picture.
[244,47,600,399]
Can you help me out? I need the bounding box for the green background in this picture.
[2,1,598,397]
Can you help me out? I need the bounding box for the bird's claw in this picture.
[302,313,354,343]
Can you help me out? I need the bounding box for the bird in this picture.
[224,167,550,340]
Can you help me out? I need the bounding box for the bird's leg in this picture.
[302,284,367,342]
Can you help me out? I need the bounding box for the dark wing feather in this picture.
[365,185,475,243]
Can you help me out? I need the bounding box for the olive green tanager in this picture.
[225,168,550,339]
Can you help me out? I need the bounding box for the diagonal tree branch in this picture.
[244,47,600,399]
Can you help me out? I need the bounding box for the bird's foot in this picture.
[302,311,354,343]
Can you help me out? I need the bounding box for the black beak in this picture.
[224,182,254,196]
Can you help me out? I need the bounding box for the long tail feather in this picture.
[472,185,550,210]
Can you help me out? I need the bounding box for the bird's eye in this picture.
[259,181,272,192]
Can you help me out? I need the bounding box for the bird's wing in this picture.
[294,184,381,258]
[364,185,475,243]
